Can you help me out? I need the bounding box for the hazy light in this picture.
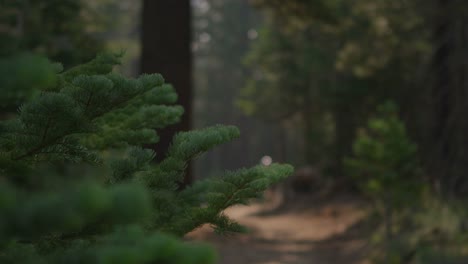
[247,29,258,40]
[192,0,210,13]
[198,19,209,29]
[261,155,273,166]
[212,12,222,22]
[199,32,211,43]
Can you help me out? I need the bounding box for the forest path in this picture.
[187,194,370,264]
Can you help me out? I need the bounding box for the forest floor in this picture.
[187,191,372,264]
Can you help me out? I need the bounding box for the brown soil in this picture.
[186,193,371,264]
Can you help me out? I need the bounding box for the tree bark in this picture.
[431,0,468,195]
[141,0,193,186]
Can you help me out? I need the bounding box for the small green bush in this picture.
[345,101,423,212]
[345,101,424,263]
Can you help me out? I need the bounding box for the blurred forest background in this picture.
[194,0,468,201]
[3,0,468,263]
[192,1,468,261]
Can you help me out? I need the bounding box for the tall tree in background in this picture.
[141,0,193,185]
[430,0,468,195]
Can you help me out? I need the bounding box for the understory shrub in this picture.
[345,102,425,263]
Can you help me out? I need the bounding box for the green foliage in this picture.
[239,22,320,120]
[345,102,423,208]
[239,14,339,165]
[0,54,58,106]
[364,198,468,264]
[0,50,293,263]
[416,250,468,264]
[345,102,430,263]
[246,1,468,263]
[244,0,432,170]
[250,0,342,25]
[0,0,102,66]
[1,225,216,264]
[411,200,468,263]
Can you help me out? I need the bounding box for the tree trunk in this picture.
[333,104,355,175]
[141,0,193,186]
[431,0,468,195]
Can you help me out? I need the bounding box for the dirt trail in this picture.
[187,194,370,264]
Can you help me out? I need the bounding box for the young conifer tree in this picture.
[0,46,292,264]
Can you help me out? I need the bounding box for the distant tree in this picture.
[0,0,103,115]
[245,0,434,177]
[0,0,102,67]
[345,102,423,246]
[140,0,193,185]
[192,0,284,175]
[429,0,468,195]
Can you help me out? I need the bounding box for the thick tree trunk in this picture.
[141,0,193,186]
[431,0,468,195]
[432,0,452,193]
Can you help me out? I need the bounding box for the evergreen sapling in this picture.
[0,52,293,263]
